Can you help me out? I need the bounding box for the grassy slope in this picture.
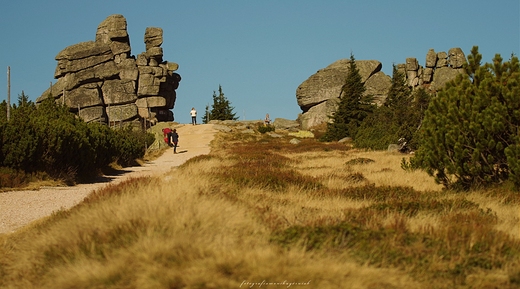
[1,127,519,289]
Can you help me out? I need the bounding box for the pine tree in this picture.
[386,65,430,148]
[0,100,7,123]
[321,53,373,141]
[407,87,432,149]
[205,85,238,122]
[202,104,210,124]
[385,64,411,109]
[354,64,426,150]
[410,46,520,189]
[17,91,32,107]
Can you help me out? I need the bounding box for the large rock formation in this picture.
[296,60,391,129]
[296,48,467,130]
[406,47,466,92]
[37,14,180,125]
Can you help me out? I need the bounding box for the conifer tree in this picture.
[410,46,520,189]
[354,64,431,150]
[0,100,7,123]
[384,64,417,144]
[354,65,409,149]
[321,53,373,141]
[407,87,432,149]
[385,64,411,109]
[205,85,238,122]
[17,91,32,107]
[202,104,210,124]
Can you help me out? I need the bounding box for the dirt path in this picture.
[0,124,217,235]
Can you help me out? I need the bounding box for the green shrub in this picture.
[354,65,431,151]
[257,124,275,134]
[0,98,156,185]
[113,126,155,167]
[409,47,520,190]
[354,115,399,150]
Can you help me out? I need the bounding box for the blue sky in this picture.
[1,1,518,124]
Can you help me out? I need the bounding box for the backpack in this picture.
[162,128,172,144]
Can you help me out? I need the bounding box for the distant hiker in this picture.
[397,137,410,153]
[162,127,172,145]
[169,129,179,153]
[190,107,197,125]
[264,113,271,126]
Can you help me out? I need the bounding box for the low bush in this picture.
[0,167,30,188]
[257,124,275,134]
[0,98,155,187]
[409,48,520,190]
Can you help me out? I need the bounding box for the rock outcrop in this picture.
[296,48,467,130]
[37,14,180,125]
[296,60,391,130]
[405,47,466,92]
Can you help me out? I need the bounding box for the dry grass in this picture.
[1,128,519,289]
[286,149,443,192]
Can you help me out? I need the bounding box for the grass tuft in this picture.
[345,157,375,165]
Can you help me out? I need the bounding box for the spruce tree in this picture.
[385,64,424,145]
[321,53,373,141]
[0,100,7,123]
[410,46,520,189]
[202,104,210,124]
[385,64,411,109]
[205,85,238,122]
[17,91,31,107]
[407,87,432,149]
[354,64,429,150]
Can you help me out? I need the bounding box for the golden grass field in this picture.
[1,126,519,289]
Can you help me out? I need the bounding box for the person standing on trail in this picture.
[169,129,179,154]
[190,107,197,125]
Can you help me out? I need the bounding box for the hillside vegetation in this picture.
[1,127,519,289]
[0,97,155,187]
[325,47,519,191]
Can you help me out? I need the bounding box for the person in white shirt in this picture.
[264,113,271,126]
[190,107,197,125]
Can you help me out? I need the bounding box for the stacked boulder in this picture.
[37,14,180,125]
[296,48,467,130]
[400,47,467,92]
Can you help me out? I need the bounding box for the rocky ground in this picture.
[0,124,216,235]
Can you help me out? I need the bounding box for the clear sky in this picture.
[1,0,519,124]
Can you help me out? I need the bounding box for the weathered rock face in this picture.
[296,48,467,130]
[37,14,180,124]
[411,48,466,92]
[296,60,385,112]
[296,59,391,130]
